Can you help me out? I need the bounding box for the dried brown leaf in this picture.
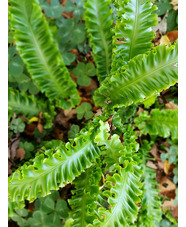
[165,102,178,110]
[16,148,25,161]
[158,177,176,195]
[147,161,157,170]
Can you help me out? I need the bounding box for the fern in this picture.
[68,165,101,226]
[8,124,101,203]
[94,121,124,168]
[112,0,157,71]
[8,0,178,225]
[134,109,178,139]
[138,141,162,227]
[94,41,178,108]
[8,198,25,217]
[92,163,143,227]
[8,88,45,117]
[84,0,113,82]
[9,0,80,109]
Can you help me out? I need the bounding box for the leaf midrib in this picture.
[101,171,130,226]
[20,2,68,98]
[95,0,110,77]
[10,142,94,187]
[128,0,139,61]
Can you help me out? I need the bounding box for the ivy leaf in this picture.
[68,125,80,138]
[56,200,68,219]
[76,102,93,120]
[62,52,76,65]
[10,118,25,133]
[8,55,24,77]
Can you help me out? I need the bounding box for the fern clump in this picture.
[8,0,178,226]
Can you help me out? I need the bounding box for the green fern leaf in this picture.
[68,165,101,226]
[94,121,124,168]
[8,125,101,203]
[112,0,157,71]
[123,124,139,153]
[134,109,178,139]
[8,88,44,117]
[84,0,113,82]
[94,41,178,108]
[9,0,80,109]
[8,198,25,217]
[138,141,162,227]
[92,163,143,227]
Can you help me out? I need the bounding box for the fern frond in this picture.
[68,165,101,226]
[84,0,113,82]
[9,0,80,109]
[123,124,139,153]
[8,125,101,203]
[134,109,178,139]
[138,141,162,227]
[94,121,124,168]
[92,163,143,227]
[112,0,157,71]
[8,198,25,217]
[8,88,44,117]
[94,41,178,108]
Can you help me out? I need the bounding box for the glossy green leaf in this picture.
[9,0,80,109]
[8,88,45,117]
[112,0,158,70]
[92,164,143,227]
[94,41,178,108]
[8,123,101,203]
[134,109,178,139]
[68,165,101,226]
[84,0,113,82]
[138,141,162,227]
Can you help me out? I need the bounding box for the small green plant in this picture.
[9,118,25,134]
[76,102,93,120]
[68,125,80,138]
[10,191,69,227]
[72,62,96,86]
